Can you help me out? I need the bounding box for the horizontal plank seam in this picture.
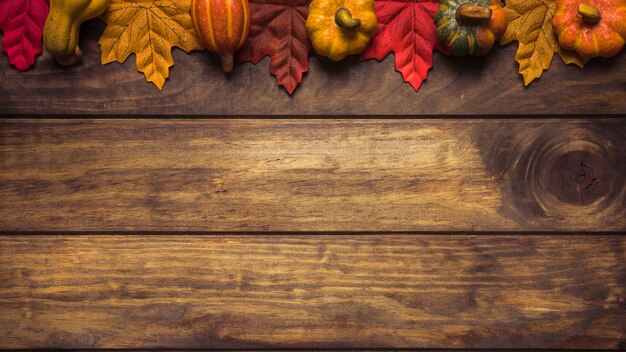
[0,231,624,236]
[0,349,619,351]
[1,115,626,119]
[0,347,625,352]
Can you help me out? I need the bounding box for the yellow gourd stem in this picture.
[219,53,234,73]
[578,3,601,25]
[55,47,82,66]
[335,8,361,29]
[456,4,492,26]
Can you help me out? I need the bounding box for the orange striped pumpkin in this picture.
[191,0,250,72]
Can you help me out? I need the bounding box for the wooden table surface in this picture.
[0,19,625,350]
[1,20,626,116]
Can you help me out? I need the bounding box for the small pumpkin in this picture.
[191,0,250,72]
[44,0,110,65]
[435,0,507,56]
[553,0,626,59]
[305,0,378,62]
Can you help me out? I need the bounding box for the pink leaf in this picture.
[0,0,49,71]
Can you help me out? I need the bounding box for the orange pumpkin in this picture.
[192,0,250,72]
[552,0,626,58]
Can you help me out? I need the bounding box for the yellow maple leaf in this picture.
[556,45,588,69]
[99,0,203,89]
[499,0,587,86]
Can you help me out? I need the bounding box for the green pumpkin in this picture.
[435,0,508,56]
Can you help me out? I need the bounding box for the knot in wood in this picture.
[544,150,612,205]
[477,121,625,230]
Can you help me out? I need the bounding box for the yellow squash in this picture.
[44,0,110,65]
[306,0,378,61]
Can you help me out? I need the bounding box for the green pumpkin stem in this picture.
[578,3,601,25]
[335,8,361,29]
[456,4,492,26]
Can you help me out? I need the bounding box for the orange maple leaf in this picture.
[99,0,203,89]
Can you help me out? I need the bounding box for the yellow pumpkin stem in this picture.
[335,8,361,29]
[578,3,601,25]
[456,4,492,26]
[219,53,234,73]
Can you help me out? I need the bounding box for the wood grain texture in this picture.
[0,235,624,349]
[1,119,624,232]
[0,20,625,116]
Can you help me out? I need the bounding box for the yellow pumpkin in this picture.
[553,0,626,58]
[305,0,378,62]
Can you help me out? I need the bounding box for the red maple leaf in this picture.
[0,0,49,71]
[361,0,440,91]
[236,0,311,95]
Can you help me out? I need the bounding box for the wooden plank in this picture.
[0,20,625,116]
[0,235,624,349]
[1,119,624,232]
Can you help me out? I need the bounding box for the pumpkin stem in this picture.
[219,53,234,73]
[456,4,492,26]
[578,3,601,25]
[335,8,361,29]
